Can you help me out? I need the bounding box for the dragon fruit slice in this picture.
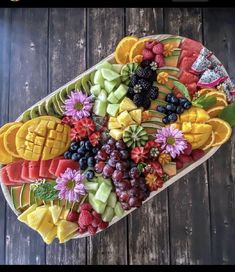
[190,54,211,74]
[208,54,222,67]
[218,78,235,102]
[197,68,228,88]
[200,47,212,58]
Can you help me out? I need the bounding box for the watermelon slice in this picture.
[21,161,32,182]
[179,56,198,72]
[49,156,64,176]
[179,71,199,85]
[39,160,55,179]
[6,161,24,183]
[28,160,41,180]
[54,159,79,177]
[185,82,198,96]
[0,167,16,185]
[181,38,203,53]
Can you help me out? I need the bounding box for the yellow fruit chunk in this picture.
[206,118,232,146]
[132,54,143,63]
[49,205,63,225]
[129,37,150,62]
[206,106,224,118]
[119,97,137,113]
[181,122,212,134]
[109,129,123,140]
[0,122,15,136]
[129,109,142,124]
[44,226,57,245]
[0,134,15,164]
[27,206,49,230]
[115,36,139,64]
[200,131,215,151]
[38,221,55,240]
[180,107,210,123]
[117,111,134,127]
[59,208,70,221]
[57,220,78,243]
[3,123,23,158]
[108,120,122,130]
[18,204,38,224]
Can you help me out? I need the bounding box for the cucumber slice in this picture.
[96,60,113,70]
[114,202,124,217]
[84,181,99,192]
[102,206,114,222]
[94,182,112,203]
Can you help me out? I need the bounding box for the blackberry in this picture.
[141,60,152,68]
[142,98,151,110]
[138,78,152,91]
[133,94,143,107]
[136,66,154,81]
[135,67,146,78]
[133,84,142,94]
[149,86,159,100]
[129,74,139,87]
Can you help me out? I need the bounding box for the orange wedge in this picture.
[197,88,216,96]
[115,36,139,64]
[132,54,143,63]
[206,106,224,118]
[200,131,215,150]
[129,37,151,62]
[205,91,227,101]
[0,122,15,136]
[206,118,232,146]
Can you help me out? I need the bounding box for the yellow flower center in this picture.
[66,180,76,190]
[75,102,83,110]
[163,43,174,57]
[166,136,175,145]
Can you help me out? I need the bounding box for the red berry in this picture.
[191,149,205,161]
[78,210,93,226]
[92,210,102,219]
[145,40,158,50]
[88,225,98,235]
[154,54,165,67]
[177,154,192,164]
[175,159,184,170]
[67,211,79,222]
[79,203,92,212]
[142,48,155,61]
[183,143,193,156]
[78,226,88,234]
[92,216,102,227]
[152,43,164,55]
[99,221,109,230]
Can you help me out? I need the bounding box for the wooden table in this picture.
[0,7,235,265]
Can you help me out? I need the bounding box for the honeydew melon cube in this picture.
[107,192,117,208]
[94,70,105,88]
[107,103,120,117]
[93,100,107,117]
[112,64,123,74]
[107,92,119,104]
[113,84,128,101]
[96,60,113,70]
[90,84,101,97]
[104,80,117,93]
[95,182,112,203]
[96,176,112,187]
[114,202,124,217]
[84,181,99,192]
[89,193,107,214]
[109,129,123,140]
[97,89,107,102]
[102,206,114,222]
[101,68,120,81]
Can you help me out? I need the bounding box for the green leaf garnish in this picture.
[192,95,217,109]
[137,163,147,173]
[34,180,58,201]
[219,101,235,127]
[173,81,191,101]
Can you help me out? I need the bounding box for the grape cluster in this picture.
[94,138,150,210]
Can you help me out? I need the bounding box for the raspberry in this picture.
[99,221,109,230]
[154,54,165,67]
[152,43,164,55]
[191,149,205,161]
[78,210,93,226]
[91,216,102,227]
[79,203,92,212]
[183,143,192,156]
[145,40,158,50]
[78,226,88,234]
[67,211,79,222]
[142,48,155,61]
[175,159,184,170]
[92,210,102,219]
[177,154,193,164]
[88,225,98,235]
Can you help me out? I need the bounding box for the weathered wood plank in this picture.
[164,8,211,264]
[203,8,235,265]
[125,8,170,265]
[5,8,49,265]
[45,8,87,265]
[86,8,128,265]
[0,8,11,265]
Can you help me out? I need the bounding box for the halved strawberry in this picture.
[89,131,101,147]
[62,116,76,127]
[131,147,148,164]
[75,117,96,139]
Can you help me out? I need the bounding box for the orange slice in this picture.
[114,36,139,64]
[129,37,151,62]
[0,122,15,136]
[205,91,227,101]
[206,106,224,118]
[197,88,217,96]
[132,54,143,63]
[200,131,215,150]
[4,122,23,158]
[0,133,15,164]
[206,118,232,146]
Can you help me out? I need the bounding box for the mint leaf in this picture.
[219,101,235,126]
[34,180,58,201]
[192,96,217,109]
[173,81,191,101]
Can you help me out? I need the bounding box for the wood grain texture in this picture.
[0,8,11,265]
[125,8,170,265]
[46,8,87,265]
[203,8,235,265]
[86,8,128,265]
[5,8,48,265]
[164,8,211,264]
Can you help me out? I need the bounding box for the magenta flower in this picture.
[54,168,86,202]
[155,126,187,158]
[64,91,93,120]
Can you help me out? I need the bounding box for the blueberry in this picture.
[166,104,176,112]
[85,152,91,159]
[64,151,72,159]
[77,146,86,155]
[176,105,184,114]
[170,96,179,105]
[79,140,85,147]
[168,113,178,122]
[183,101,192,109]
[70,142,79,151]
[178,97,188,106]
[92,147,99,154]
[156,105,167,114]
[86,170,95,180]
[79,157,88,170]
[165,93,174,103]
[87,157,96,167]
[162,116,170,124]
[85,141,93,151]
[71,153,81,161]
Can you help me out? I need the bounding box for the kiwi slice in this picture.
[59,88,68,103]
[38,101,48,116]
[121,63,139,84]
[45,98,61,118]
[21,110,31,123]
[90,71,96,85]
[56,93,65,113]
[30,105,41,119]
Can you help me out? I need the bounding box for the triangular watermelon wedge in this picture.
[54,159,79,177]
[49,156,64,176]
[0,167,17,185]
[21,161,32,182]
[39,160,55,179]
[6,161,24,183]
[28,161,41,180]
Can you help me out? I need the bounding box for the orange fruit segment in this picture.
[204,90,227,101]
[197,88,221,97]
[3,122,23,158]
[129,37,151,62]
[200,131,215,151]
[0,122,15,136]
[206,118,232,146]
[206,106,224,118]
[0,133,15,164]
[132,54,143,63]
[115,36,139,64]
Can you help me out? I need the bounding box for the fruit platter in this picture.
[0,34,235,244]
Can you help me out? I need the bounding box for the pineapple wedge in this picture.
[129,109,142,124]
[57,220,79,243]
[59,208,70,221]
[109,129,123,140]
[37,221,54,240]
[119,97,137,113]
[18,204,37,224]
[44,226,57,245]
[49,205,63,225]
[27,206,48,230]
[117,111,134,127]
[108,120,122,130]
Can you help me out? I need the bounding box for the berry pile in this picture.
[64,139,99,170]
[156,93,192,124]
[142,40,165,67]
[94,138,150,210]
[127,60,159,109]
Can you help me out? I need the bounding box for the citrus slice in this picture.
[129,37,151,62]
[206,106,224,118]
[4,122,23,158]
[0,133,15,164]
[197,88,217,97]
[205,91,227,101]
[200,131,215,150]
[206,97,227,111]
[132,54,143,63]
[206,118,232,146]
[114,36,139,64]
[0,122,15,136]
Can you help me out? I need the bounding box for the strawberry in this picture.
[177,154,193,164]
[146,161,164,177]
[78,210,93,226]
[131,147,148,163]
[142,48,155,61]
[191,149,205,161]
[79,203,92,212]
[183,142,192,156]
[78,226,88,234]
[175,158,184,170]
[99,221,109,230]
[144,140,160,151]
[75,117,96,138]
[155,54,165,67]
[152,43,164,55]
[70,128,79,141]
[89,131,101,146]
[145,40,158,50]
[67,211,79,222]
[88,225,98,235]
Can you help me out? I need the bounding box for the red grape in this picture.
[112,170,123,182]
[119,191,129,202]
[116,162,125,171]
[110,150,121,162]
[120,150,129,160]
[103,164,114,178]
[108,158,116,168]
[129,167,140,179]
[95,161,106,173]
[97,150,108,161]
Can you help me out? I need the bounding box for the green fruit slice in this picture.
[45,98,61,118]
[59,88,69,103]
[121,63,138,83]
[52,95,64,116]
[90,71,96,85]
[30,105,41,119]
[81,74,92,95]
[21,110,31,122]
[38,101,48,116]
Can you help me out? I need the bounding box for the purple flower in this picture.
[63,91,93,120]
[54,168,86,202]
[155,126,187,158]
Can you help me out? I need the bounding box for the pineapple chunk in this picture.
[37,221,54,240]
[109,117,117,123]
[57,220,78,243]
[129,109,142,124]
[49,205,63,224]
[119,97,137,113]
[59,208,70,221]
[18,204,37,224]
[44,226,57,245]
[117,111,134,127]
[109,129,123,140]
[27,206,48,230]
[108,121,122,130]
